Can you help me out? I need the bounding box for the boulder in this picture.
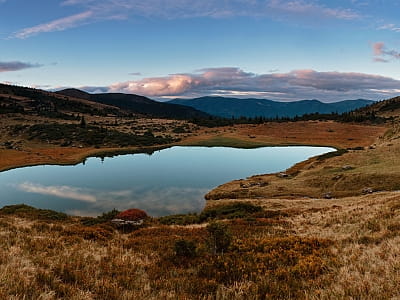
[111,208,148,227]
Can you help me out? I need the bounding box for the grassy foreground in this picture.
[1,192,400,299]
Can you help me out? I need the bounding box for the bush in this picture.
[0,204,68,221]
[206,222,232,255]
[316,149,348,161]
[158,213,200,225]
[174,239,197,258]
[116,208,148,221]
[200,202,262,221]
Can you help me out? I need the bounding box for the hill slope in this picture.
[352,96,400,119]
[168,97,374,118]
[0,84,118,116]
[57,89,209,119]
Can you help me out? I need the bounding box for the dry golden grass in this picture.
[205,191,400,299]
[1,119,386,173]
[206,122,400,200]
[1,191,400,299]
[183,121,387,149]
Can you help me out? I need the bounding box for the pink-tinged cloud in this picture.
[0,61,42,72]
[372,42,400,62]
[99,68,400,101]
[373,42,385,56]
[12,11,94,39]
[109,75,199,96]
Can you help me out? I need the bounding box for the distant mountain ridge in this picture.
[57,89,209,119]
[168,97,375,118]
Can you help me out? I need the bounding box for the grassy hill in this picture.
[57,88,210,119]
[0,84,121,116]
[351,96,400,119]
[0,83,202,157]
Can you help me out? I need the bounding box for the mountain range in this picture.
[56,89,209,119]
[0,83,378,120]
[168,97,375,119]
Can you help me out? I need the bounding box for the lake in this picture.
[0,146,334,217]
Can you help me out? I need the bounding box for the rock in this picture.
[111,218,144,226]
[342,165,354,171]
[362,187,374,194]
[333,175,342,180]
[277,172,289,178]
[240,181,267,188]
[323,192,333,199]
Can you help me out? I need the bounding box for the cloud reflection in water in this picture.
[16,182,207,217]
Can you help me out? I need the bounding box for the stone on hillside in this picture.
[342,165,354,171]
[362,187,374,194]
[111,208,148,226]
[277,172,289,178]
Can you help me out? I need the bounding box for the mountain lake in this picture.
[0,146,334,217]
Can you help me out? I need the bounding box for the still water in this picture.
[0,146,334,217]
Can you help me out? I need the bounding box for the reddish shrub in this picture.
[116,208,148,221]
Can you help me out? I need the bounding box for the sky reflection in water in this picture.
[0,146,334,217]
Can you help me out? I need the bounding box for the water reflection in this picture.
[0,146,334,216]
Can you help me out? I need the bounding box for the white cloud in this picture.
[17,182,97,203]
[12,11,94,39]
[379,23,400,33]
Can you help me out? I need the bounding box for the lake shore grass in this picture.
[0,121,387,173]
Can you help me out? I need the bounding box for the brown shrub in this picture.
[63,225,113,241]
[116,208,148,221]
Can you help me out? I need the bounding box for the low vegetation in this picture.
[2,191,400,299]
[0,204,335,299]
[13,123,177,148]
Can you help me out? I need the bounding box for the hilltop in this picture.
[352,95,400,119]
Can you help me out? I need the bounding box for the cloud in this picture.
[267,0,360,20]
[12,11,94,39]
[12,0,362,38]
[372,42,400,62]
[379,24,400,33]
[374,57,389,63]
[373,42,385,56]
[0,61,42,72]
[17,182,97,203]
[94,67,400,101]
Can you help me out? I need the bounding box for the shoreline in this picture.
[0,121,389,217]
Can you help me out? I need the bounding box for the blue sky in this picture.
[0,0,399,101]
